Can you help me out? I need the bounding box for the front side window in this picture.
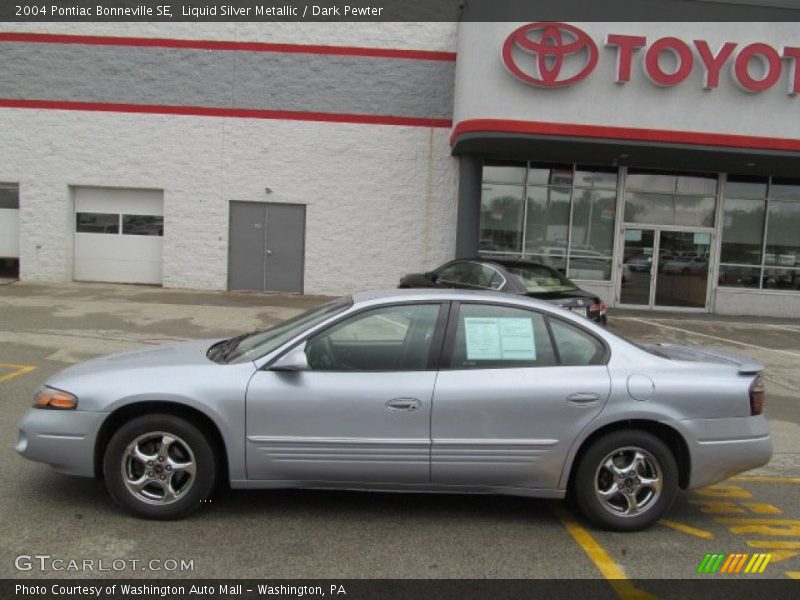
[305,304,441,371]
[448,304,557,369]
[214,297,353,364]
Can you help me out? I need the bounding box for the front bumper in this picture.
[16,408,108,477]
[679,415,772,490]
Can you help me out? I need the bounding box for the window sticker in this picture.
[464,317,536,360]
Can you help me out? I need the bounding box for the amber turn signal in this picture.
[34,387,78,410]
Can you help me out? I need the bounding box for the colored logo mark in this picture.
[697,553,771,574]
[501,22,599,88]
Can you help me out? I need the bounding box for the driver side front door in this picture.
[245,302,446,484]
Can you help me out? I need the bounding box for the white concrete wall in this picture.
[0,110,459,295]
[0,23,460,295]
[714,288,800,318]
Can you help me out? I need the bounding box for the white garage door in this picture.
[74,187,164,285]
[0,184,19,259]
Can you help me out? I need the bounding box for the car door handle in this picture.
[385,398,421,412]
[566,392,601,404]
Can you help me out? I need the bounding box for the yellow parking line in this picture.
[0,363,36,383]
[732,476,800,485]
[552,504,656,600]
[786,571,800,579]
[659,519,714,539]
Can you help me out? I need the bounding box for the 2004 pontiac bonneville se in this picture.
[16,290,771,530]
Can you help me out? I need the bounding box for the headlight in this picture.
[33,387,78,410]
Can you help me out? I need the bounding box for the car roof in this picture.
[350,288,558,310]
[455,256,555,270]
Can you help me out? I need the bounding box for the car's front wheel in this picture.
[573,430,678,531]
[103,413,217,519]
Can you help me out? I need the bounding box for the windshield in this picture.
[208,297,352,364]
[505,264,579,294]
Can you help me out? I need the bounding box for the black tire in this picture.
[572,430,678,532]
[103,413,217,520]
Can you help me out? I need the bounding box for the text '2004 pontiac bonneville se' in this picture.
[17,289,771,530]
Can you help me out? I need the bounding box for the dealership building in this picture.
[1,16,800,317]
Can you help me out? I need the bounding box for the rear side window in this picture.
[548,318,607,366]
[448,304,557,369]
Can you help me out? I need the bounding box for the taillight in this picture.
[590,303,607,315]
[750,376,765,415]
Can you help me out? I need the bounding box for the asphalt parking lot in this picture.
[1,282,798,585]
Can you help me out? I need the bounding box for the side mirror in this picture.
[269,343,309,372]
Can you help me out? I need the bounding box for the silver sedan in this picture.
[16,289,772,530]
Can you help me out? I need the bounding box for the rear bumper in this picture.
[679,415,772,490]
[16,408,107,477]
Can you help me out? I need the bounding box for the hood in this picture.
[643,343,764,374]
[47,339,220,382]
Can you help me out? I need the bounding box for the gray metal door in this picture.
[228,202,305,293]
[264,203,305,293]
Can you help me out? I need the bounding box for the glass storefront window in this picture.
[719,176,800,292]
[765,200,800,268]
[524,186,571,254]
[720,197,765,265]
[624,192,715,227]
[482,161,526,184]
[771,179,800,201]
[570,189,616,258]
[718,265,761,289]
[479,183,524,253]
[574,168,617,189]
[528,164,573,186]
[762,268,800,291]
[726,177,768,200]
[479,162,619,281]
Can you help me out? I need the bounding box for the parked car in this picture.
[661,256,708,275]
[16,290,771,530]
[399,258,608,324]
[626,253,653,272]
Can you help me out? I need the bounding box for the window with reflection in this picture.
[76,212,119,234]
[479,162,618,281]
[0,184,19,210]
[122,215,164,236]
[624,170,717,228]
[719,176,800,292]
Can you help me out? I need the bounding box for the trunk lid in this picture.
[644,343,764,374]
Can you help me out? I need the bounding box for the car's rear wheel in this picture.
[103,413,216,519]
[573,430,678,531]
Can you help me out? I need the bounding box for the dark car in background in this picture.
[399,258,607,324]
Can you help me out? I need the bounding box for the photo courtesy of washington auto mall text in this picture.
[2,0,800,599]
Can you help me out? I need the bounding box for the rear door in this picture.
[431,302,611,491]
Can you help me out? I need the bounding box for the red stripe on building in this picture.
[0,31,457,61]
[0,98,453,128]
[451,119,800,153]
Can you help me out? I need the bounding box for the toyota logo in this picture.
[502,22,599,87]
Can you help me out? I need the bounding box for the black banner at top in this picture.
[2,0,800,22]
